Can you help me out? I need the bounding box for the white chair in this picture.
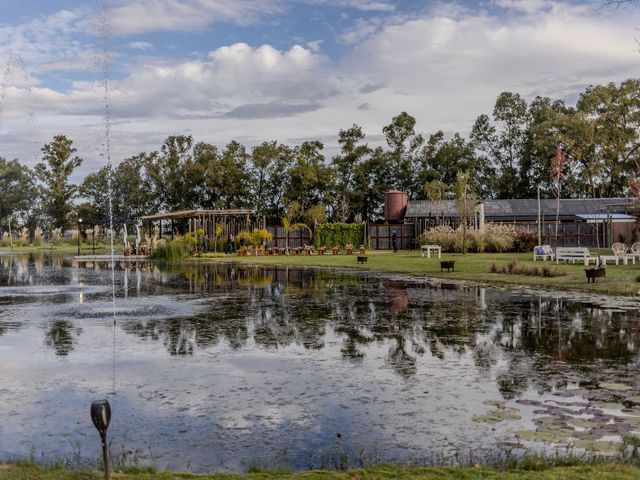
[533,245,555,261]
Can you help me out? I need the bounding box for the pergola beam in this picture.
[141,209,254,221]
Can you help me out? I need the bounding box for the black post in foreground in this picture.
[91,399,111,480]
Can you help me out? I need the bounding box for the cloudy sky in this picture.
[0,0,638,179]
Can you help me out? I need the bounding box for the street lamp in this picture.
[91,399,112,480]
[77,218,83,256]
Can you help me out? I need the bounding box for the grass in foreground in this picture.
[2,463,640,480]
[198,250,640,296]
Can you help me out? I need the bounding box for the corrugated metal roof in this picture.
[576,213,637,222]
[405,198,636,220]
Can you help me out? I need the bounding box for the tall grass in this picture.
[422,224,533,253]
[148,239,188,260]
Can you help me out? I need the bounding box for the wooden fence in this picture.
[266,226,312,248]
[367,224,415,250]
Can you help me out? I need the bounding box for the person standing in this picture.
[225,233,232,254]
[391,229,398,253]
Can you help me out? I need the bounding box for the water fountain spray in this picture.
[91,2,117,477]
[0,53,21,134]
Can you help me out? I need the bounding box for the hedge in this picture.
[314,223,364,248]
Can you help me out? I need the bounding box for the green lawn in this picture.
[2,245,638,296]
[198,250,640,296]
[2,464,640,480]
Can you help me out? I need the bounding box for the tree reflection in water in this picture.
[1,254,638,396]
[44,319,82,356]
[113,262,640,395]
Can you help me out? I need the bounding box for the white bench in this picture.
[555,247,598,266]
[533,245,555,261]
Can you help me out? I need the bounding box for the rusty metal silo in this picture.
[384,190,408,223]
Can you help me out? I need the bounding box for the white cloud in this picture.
[107,0,284,36]
[310,0,395,11]
[128,41,153,50]
[1,0,639,182]
[342,2,640,134]
[339,17,384,43]
[0,9,95,72]
[492,0,555,14]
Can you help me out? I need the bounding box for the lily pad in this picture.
[568,418,601,429]
[619,417,640,429]
[516,430,568,443]
[625,396,640,405]
[596,402,624,410]
[473,406,520,423]
[600,383,633,392]
[538,424,575,437]
[473,414,503,424]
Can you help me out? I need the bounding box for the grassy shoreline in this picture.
[2,246,639,297]
[195,250,640,297]
[2,463,640,480]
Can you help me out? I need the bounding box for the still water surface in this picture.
[1,253,639,471]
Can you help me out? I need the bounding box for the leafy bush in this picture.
[0,232,11,247]
[182,229,203,255]
[252,228,272,246]
[314,223,364,248]
[149,238,188,260]
[514,228,538,252]
[235,230,252,246]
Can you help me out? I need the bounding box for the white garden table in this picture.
[421,244,442,258]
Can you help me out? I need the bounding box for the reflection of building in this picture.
[372,193,639,248]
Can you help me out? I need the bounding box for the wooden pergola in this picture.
[140,209,262,240]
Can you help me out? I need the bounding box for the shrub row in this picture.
[314,223,364,248]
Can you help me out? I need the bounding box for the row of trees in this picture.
[1,79,639,233]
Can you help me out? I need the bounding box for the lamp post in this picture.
[77,218,83,256]
[91,400,111,480]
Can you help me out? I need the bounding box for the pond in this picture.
[1,253,640,472]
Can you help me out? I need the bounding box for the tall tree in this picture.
[0,158,35,235]
[454,170,476,255]
[145,135,201,211]
[332,124,371,222]
[250,141,280,218]
[285,141,333,213]
[471,92,530,198]
[35,135,82,230]
[383,112,424,197]
[419,131,490,197]
[203,141,252,209]
[577,79,640,196]
[81,154,154,223]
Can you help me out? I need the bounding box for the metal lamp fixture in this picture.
[91,399,111,480]
[77,218,83,256]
